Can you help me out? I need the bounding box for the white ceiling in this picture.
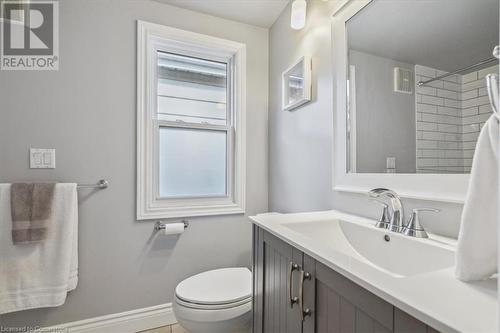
[348,0,499,72]
[156,0,289,28]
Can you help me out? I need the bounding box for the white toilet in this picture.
[173,267,252,333]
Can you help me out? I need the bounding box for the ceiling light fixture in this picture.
[290,0,307,30]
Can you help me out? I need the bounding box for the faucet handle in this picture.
[402,208,440,238]
[369,198,391,228]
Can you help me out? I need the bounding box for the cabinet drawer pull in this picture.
[299,270,312,321]
[288,261,299,308]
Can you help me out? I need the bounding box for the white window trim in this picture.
[137,20,246,220]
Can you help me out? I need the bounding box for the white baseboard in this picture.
[42,303,176,333]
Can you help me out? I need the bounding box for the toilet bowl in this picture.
[173,267,252,333]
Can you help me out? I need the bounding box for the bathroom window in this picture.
[137,21,246,219]
[157,52,229,198]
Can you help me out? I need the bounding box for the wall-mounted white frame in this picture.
[282,56,312,111]
[137,20,246,220]
[331,0,468,204]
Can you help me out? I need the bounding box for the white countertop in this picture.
[250,210,498,333]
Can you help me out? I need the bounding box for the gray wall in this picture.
[269,1,463,238]
[0,0,268,327]
[349,50,416,173]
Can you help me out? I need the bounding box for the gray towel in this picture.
[10,183,56,244]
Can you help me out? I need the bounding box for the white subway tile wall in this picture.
[460,64,497,172]
[415,64,497,173]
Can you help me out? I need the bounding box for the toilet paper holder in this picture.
[154,220,189,232]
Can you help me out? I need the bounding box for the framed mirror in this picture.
[332,0,499,202]
[282,56,311,111]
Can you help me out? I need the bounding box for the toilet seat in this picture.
[175,267,252,306]
[173,267,252,333]
[175,295,252,310]
[173,297,251,324]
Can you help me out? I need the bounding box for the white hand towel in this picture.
[0,183,78,314]
[455,115,499,281]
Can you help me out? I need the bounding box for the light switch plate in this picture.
[30,148,56,169]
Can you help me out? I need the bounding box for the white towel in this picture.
[0,183,78,314]
[455,115,499,281]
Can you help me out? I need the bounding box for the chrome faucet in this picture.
[368,188,404,232]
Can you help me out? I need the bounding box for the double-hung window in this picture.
[137,21,246,219]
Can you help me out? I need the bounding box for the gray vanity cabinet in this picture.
[253,226,440,333]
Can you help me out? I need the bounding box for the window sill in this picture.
[136,203,245,220]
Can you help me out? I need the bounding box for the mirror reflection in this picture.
[346,0,499,174]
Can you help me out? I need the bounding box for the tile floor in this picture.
[139,323,188,333]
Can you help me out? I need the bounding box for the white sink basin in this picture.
[282,218,455,278]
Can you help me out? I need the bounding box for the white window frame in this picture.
[137,20,246,220]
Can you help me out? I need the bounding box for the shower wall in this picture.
[415,65,462,173]
[461,65,498,171]
[415,64,497,173]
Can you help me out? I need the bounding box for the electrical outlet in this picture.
[386,157,396,169]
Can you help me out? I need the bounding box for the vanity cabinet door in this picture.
[253,226,303,333]
[314,262,393,333]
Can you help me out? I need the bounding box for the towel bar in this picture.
[10,180,109,189]
[77,179,108,189]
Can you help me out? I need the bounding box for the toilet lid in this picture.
[175,267,252,305]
